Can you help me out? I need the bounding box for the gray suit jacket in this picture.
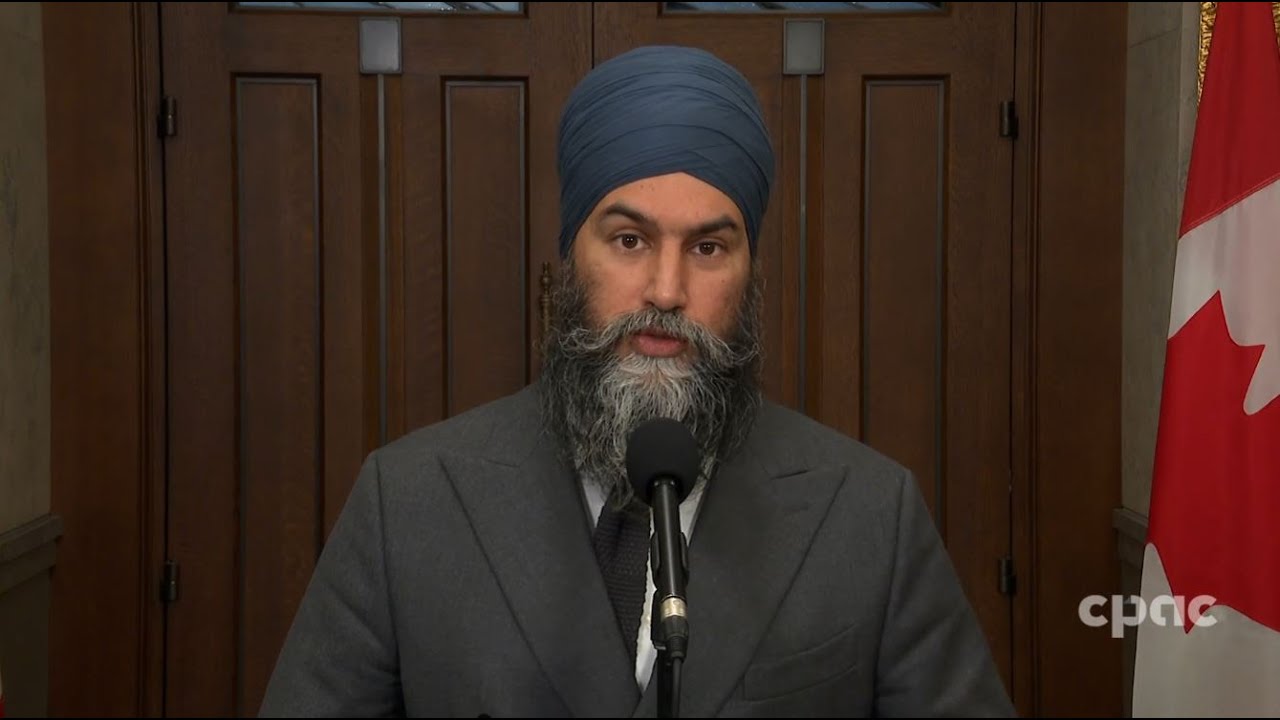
[260,383,1015,717]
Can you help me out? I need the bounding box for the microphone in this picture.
[626,418,699,663]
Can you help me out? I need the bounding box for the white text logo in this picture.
[1078,594,1217,638]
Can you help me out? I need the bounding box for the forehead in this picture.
[592,172,745,228]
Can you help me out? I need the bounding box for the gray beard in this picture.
[539,258,764,509]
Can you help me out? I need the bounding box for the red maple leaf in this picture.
[1148,291,1280,633]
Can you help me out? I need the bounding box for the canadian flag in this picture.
[1131,2,1280,715]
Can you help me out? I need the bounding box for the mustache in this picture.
[558,304,755,372]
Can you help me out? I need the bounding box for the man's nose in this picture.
[642,240,688,312]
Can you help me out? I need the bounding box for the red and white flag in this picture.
[1132,2,1280,715]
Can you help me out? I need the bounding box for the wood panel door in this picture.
[594,0,1019,696]
[159,3,590,715]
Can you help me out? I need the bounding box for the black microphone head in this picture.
[626,418,700,505]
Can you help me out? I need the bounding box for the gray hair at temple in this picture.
[555,45,776,258]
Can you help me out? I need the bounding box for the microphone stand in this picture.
[655,628,683,720]
[650,477,689,719]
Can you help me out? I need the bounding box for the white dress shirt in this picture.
[582,478,706,692]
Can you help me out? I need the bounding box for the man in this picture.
[261,45,1014,718]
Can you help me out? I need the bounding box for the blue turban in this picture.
[556,46,775,258]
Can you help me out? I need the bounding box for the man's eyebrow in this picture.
[689,216,740,238]
[598,203,656,229]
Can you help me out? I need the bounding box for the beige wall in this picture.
[1119,3,1200,713]
[1122,1,1200,520]
[0,1,50,532]
[0,2,53,717]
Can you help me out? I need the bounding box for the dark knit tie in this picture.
[592,493,652,663]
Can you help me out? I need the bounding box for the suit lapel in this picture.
[444,387,639,718]
[634,408,846,717]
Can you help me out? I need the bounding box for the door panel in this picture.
[234,77,325,712]
[161,4,590,715]
[163,7,368,712]
[442,82,528,416]
[822,4,1017,687]
[861,80,945,516]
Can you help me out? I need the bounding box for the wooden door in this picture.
[160,3,590,715]
[594,0,1018,694]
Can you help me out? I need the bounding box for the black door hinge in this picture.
[161,560,180,603]
[999,100,1018,140]
[998,555,1017,596]
[158,96,177,138]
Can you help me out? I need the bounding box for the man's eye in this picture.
[696,242,721,256]
[617,234,642,250]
